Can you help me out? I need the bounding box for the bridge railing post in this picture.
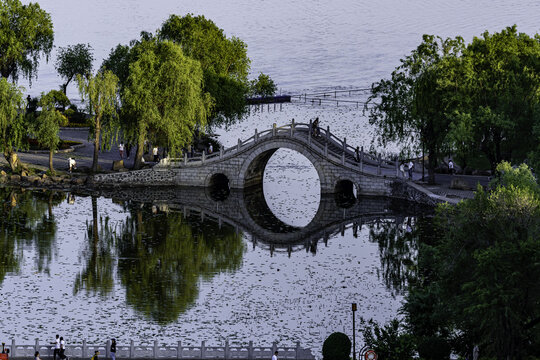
[237,139,241,152]
[290,119,295,137]
[254,128,258,142]
[356,146,360,162]
[341,152,345,165]
[177,341,182,359]
[308,120,312,145]
[360,146,364,172]
[377,153,382,175]
[343,137,346,152]
[326,126,330,143]
[202,150,206,164]
[184,153,187,165]
[272,123,276,137]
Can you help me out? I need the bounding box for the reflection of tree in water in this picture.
[75,200,245,324]
[74,196,116,297]
[0,188,64,284]
[367,216,433,295]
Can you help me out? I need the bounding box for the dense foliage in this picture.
[398,162,540,360]
[159,14,250,127]
[55,43,94,94]
[250,73,277,98]
[33,90,68,172]
[0,0,53,82]
[121,38,211,169]
[322,332,351,360]
[0,77,25,171]
[367,26,540,180]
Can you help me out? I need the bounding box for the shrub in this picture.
[322,332,351,360]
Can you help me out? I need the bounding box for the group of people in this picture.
[118,143,160,163]
[33,336,117,360]
[399,160,415,180]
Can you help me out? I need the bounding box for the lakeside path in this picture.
[1,128,488,204]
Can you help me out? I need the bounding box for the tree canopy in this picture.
[367,26,540,179]
[55,43,94,94]
[121,38,211,169]
[0,0,54,82]
[159,14,250,127]
[250,72,277,98]
[0,77,25,171]
[33,90,68,172]
[77,70,119,172]
[401,162,540,360]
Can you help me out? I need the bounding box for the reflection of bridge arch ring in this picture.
[334,178,358,208]
[364,350,377,360]
[206,173,230,201]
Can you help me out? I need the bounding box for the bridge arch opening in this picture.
[334,179,357,208]
[250,148,321,227]
[207,173,230,201]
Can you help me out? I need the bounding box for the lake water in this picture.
[3,0,539,356]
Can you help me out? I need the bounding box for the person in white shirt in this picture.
[51,335,60,360]
[153,147,159,162]
[118,143,124,159]
[59,337,66,360]
[272,351,278,360]
[68,158,76,173]
[448,159,455,175]
[407,160,414,180]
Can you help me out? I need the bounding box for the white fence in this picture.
[2,340,314,360]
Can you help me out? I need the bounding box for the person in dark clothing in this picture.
[52,335,60,360]
[110,339,116,360]
[90,350,99,360]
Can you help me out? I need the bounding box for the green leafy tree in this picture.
[250,73,277,98]
[159,14,250,127]
[47,89,71,110]
[0,0,54,82]
[33,90,68,173]
[366,35,465,183]
[360,319,416,360]
[460,27,540,170]
[77,70,119,172]
[55,43,94,95]
[122,39,211,169]
[406,163,540,359]
[0,77,26,171]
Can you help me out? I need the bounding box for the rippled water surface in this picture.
[3,0,539,356]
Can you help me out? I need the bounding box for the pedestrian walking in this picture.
[448,159,455,175]
[118,143,124,159]
[52,334,60,360]
[408,160,414,180]
[68,158,77,173]
[153,147,159,162]
[59,337,66,360]
[272,351,278,360]
[399,162,406,178]
[208,143,213,154]
[90,350,99,360]
[110,339,116,360]
[35,351,42,360]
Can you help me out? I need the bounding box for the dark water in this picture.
[0,185,431,355]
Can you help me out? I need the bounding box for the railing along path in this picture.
[3,339,313,360]
[161,121,400,178]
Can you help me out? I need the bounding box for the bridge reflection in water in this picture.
[91,184,429,255]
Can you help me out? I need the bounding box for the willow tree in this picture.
[122,39,211,169]
[0,77,25,171]
[77,70,119,172]
[0,0,54,82]
[366,35,465,183]
[159,14,250,127]
[33,90,68,173]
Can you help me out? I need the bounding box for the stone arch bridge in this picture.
[94,121,434,202]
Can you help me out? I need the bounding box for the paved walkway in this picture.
[1,128,487,203]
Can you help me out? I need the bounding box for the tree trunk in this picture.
[49,149,54,173]
[133,134,145,170]
[92,116,101,173]
[3,147,20,172]
[62,83,68,95]
[427,146,437,184]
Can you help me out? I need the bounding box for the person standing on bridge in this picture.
[408,160,414,180]
[312,117,320,137]
[52,335,60,360]
[399,162,406,178]
[110,339,116,360]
